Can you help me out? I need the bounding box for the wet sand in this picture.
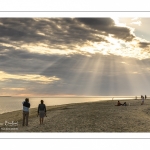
[1,99,150,132]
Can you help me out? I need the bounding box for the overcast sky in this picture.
[0,18,150,96]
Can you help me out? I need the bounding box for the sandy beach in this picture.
[1,99,150,132]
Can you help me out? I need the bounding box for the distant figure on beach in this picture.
[123,102,127,106]
[135,96,137,100]
[38,100,47,125]
[22,98,30,126]
[115,101,122,106]
[141,96,144,105]
[145,95,147,100]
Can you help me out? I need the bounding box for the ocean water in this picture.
[0,96,136,114]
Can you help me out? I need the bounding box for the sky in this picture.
[0,17,150,97]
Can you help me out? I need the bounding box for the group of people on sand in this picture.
[115,101,127,106]
[22,98,46,126]
[115,95,148,106]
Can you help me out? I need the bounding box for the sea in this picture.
[0,96,137,114]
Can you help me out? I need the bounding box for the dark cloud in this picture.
[0,18,45,42]
[110,26,134,41]
[76,18,135,41]
[0,18,107,47]
[76,18,115,30]
[0,18,135,53]
[139,42,150,48]
[0,45,64,74]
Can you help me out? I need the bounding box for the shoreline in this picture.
[0,100,103,123]
[0,98,136,115]
[1,99,150,132]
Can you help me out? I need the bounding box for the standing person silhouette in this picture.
[38,100,47,125]
[145,95,147,100]
[22,98,30,126]
[141,96,144,105]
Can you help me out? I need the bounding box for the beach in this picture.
[1,99,150,132]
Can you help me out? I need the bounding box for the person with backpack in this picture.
[38,100,47,125]
[22,98,30,126]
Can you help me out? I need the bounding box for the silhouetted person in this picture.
[123,102,127,106]
[22,98,30,126]
[145,95,147,100]
[38,100,46,125]
[115,101,122,106]
[141,96,144,105]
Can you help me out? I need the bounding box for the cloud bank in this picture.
[0,18,150,96]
